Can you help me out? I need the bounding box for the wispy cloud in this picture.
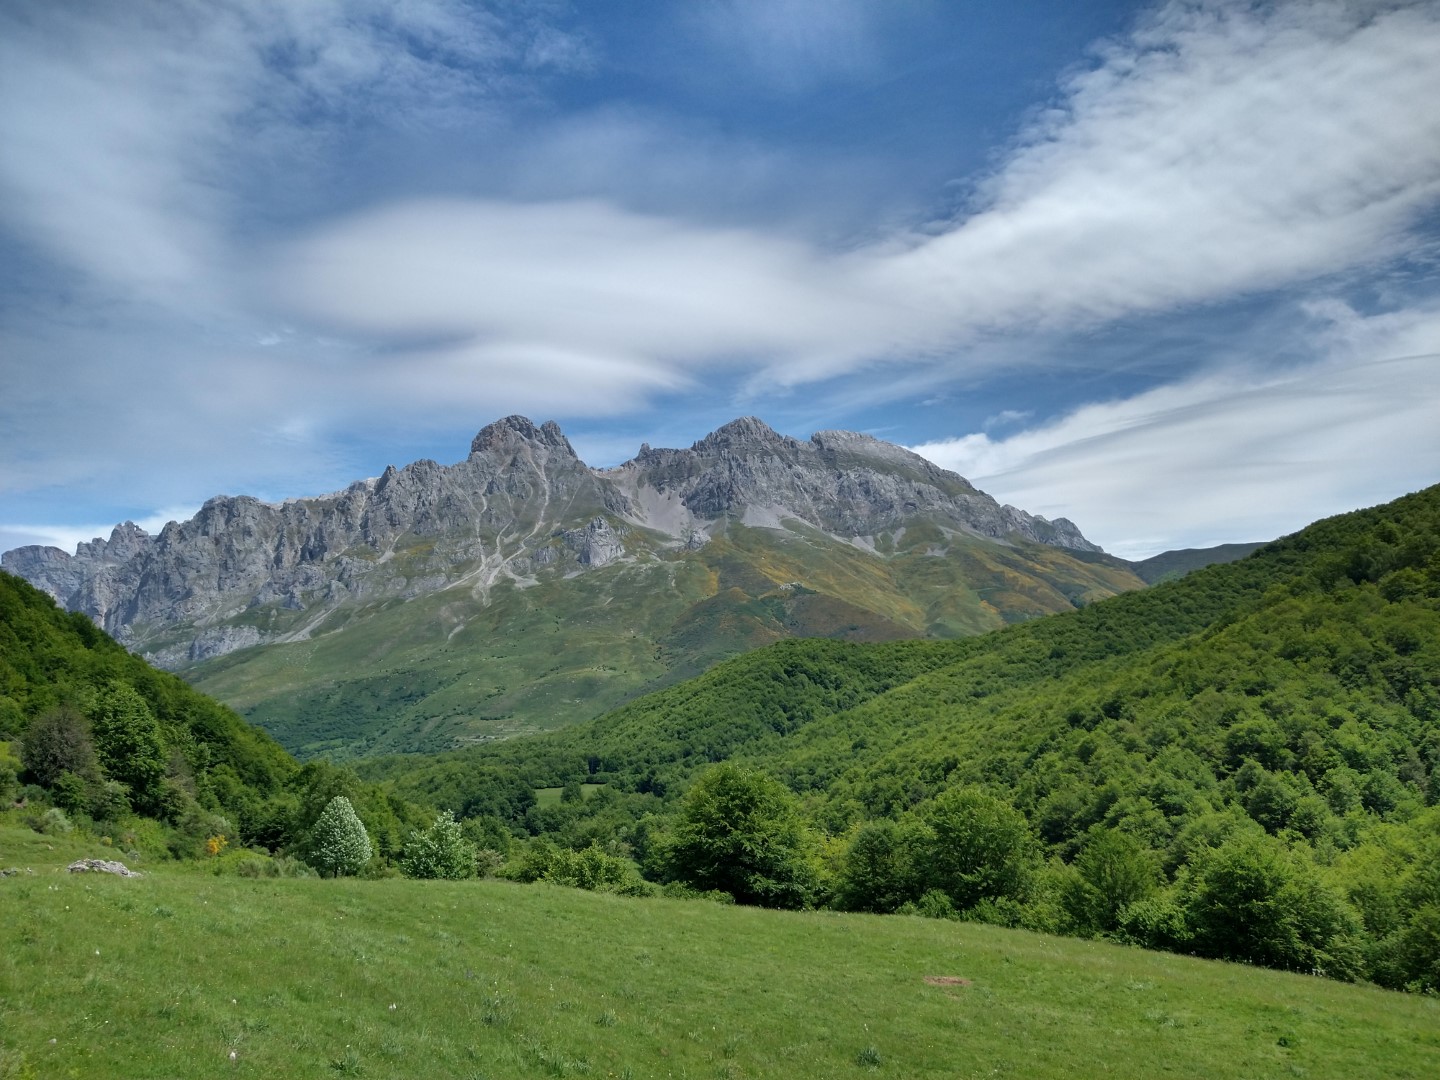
[274,1,1440,396]
[877,0,1440,340]
[911,303,1440,559]
[0,0,585,306]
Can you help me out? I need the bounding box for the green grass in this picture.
[1,829,1436,1079]
[534,784,605,807]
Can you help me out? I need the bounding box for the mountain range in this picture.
[5,416,1150,757]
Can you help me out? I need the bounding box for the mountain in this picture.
[3,416,1141,757]
[1128,541,1267,583]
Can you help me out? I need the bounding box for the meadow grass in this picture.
[534,785,605,807]
[2,829,1437,1079]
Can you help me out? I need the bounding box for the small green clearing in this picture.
[534,783,605,806]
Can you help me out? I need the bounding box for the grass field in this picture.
[2,828,1437,1079]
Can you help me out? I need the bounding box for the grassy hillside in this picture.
[1,834,1436,1079]
[362,484,1440,989]
[187,521,1140,759]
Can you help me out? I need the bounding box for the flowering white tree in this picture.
[310,795,372,877]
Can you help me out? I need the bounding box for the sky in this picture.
[2,0,1438,561]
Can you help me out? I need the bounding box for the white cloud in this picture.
[271,197,906,377]
[269,1,1440,398]
[4,0,1440,558]
[876,0,1440,336]
[911,303,1440,559]
[0,0,581,305]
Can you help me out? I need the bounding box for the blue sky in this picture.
[2,0,1438,560]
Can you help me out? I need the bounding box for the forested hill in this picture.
[362,483,1440,988]
[0,571,428,861]
[1,570,296,825]
[378,483,1440,797]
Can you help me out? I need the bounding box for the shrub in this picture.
[20,705,96,787]
[401,810,476,880]
[1062,827,1161,934]
[659,763,820,909]
[308,796,372,877]
[35,806,73,835]
[919,786,1037,912]
[834,817,930,913]
[1181,833,1362,976]
[510,838,653,896]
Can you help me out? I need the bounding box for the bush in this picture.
[20,706,96,788]
[920,786,1036,912]
[659,763,820,909]
[509,838,652,896]
[34,806,73,835]
[834,817,930,913]
[308,796,372,877]
[1114,893,1190,951]
[401,810,476,880]
[1181,833,1362,976]
[1062,828,1161,934]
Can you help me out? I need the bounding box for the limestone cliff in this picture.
[3,415,1103,668]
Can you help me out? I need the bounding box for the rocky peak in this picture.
[691,416,799,456]
[75,521,152,564]
[470,415,577,459]
[2,413,1106,669]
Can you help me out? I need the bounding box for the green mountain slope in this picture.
[1129,541,1267,583]
[188,520,1140,759]
[0,570,296,835]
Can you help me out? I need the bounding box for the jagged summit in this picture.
[470,415,577,458]
[690,416,799,454]
[3,415,1110,671]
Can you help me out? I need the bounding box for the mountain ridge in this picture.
[3,415,1102,668]
[3,416,1145,756]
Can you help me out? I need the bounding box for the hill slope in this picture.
[0,570,296,838]
[0,571,432,862]
[1,849,1436,1079]
[1129,541,1267,583]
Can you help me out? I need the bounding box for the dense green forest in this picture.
[361,484,1440,990]
[0,571,429,865]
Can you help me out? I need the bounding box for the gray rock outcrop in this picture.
[3,415,1101,667]
[67,858,142,877]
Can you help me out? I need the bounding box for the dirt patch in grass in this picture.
[923,976,972,987]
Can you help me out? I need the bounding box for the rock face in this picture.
[3,415,1100,667]
[608,418,1095,550]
